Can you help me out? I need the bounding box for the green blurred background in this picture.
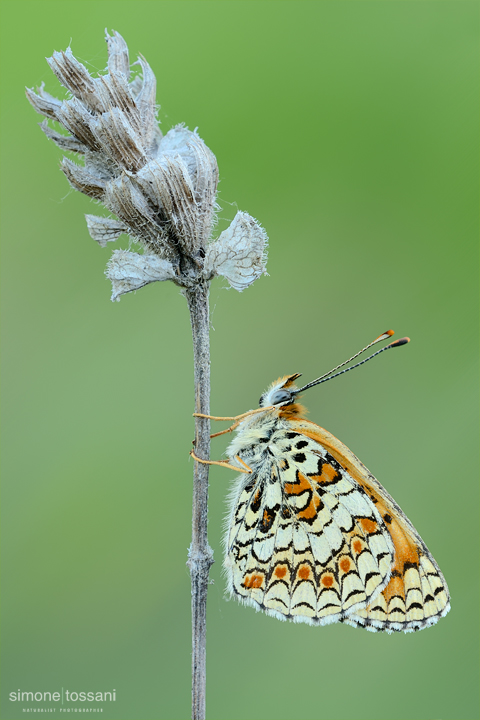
[1,2,478,719]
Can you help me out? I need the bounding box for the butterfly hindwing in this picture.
[290,418,451,632]
[224,426,396,626]
[221,370,449,632]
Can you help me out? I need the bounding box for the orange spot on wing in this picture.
[285,471,312,496]
[360,518,377,534]
[310,464,338,484]
[385,515,420,579]
[322,464,338,482]
[322,575,334,587]
[340,558,351,572]
[297,494,321,520]
[382,572,405,602]
[353,540,363,553]
[244,573,264,589]
[298,566,310,580]
[369,514,422,607]
[291,422,421,586]
[275,566,287,579]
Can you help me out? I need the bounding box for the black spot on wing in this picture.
[364,571,381,584]
[260,504,280,533]
[406,602,424,611]
[295,440,308,449]
[344,588,365,603]
[324,452,342,471]
[316,602,340,611]
[291,601,316,612]
[292,452,306,463]
[250,484,264,513]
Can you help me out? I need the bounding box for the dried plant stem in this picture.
[186,282,214,720]
[27,31,268,720]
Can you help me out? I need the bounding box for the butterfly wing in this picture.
[290,418,451,633]
[223,427,396,626]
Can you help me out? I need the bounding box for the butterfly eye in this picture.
[269,389,293,406]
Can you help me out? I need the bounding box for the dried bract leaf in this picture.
[103,173,171,256]
[158,127,218,192]
[134,56,158,151]
[47,48,97,107]
[39,120,86,153]
[61,157,107,199]
[106,30,130,79]
[55,97,100,151]
[85,215,127,246]
[90,108,147,171]
[204,212,268,291]
[93,73,140,124]
[137,155,196,254]
[25,84,63,120]
[106,249,176,300]
[128,74,143,98]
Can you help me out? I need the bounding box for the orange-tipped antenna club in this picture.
[295,330,410,394]
[388,336,410,348]
[375,329,395,342]
[297,329,397,392]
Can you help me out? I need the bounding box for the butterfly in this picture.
[191,331,450,633]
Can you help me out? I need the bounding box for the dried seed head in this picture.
[27,30,267,299]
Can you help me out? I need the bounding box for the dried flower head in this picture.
[26,30,268,300]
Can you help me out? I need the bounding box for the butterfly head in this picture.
[255,331,410,420]
[259,374,303,409]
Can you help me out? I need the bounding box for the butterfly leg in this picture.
[193,405,275,423]
[193,413,239,421]
[210,421,241,439]
[190,449,253,474]
[193,405,276,441]
[191,422,238,443]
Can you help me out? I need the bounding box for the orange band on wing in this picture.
[284,471,311,496]
[293,423,421,574]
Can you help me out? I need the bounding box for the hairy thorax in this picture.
[227,410,295,476]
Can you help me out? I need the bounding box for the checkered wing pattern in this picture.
[224,431,395,626]
[224,418,450,632]
[290,419,450,632]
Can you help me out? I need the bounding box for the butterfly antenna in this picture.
[295,332,409,393]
